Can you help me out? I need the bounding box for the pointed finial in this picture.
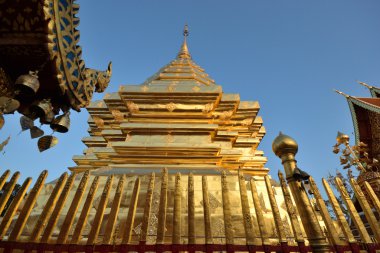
[183,24,189,38]
[334,89,349,98]
[177,24,191,59]
[356,80,372,89]
[272,132,298,157]
[336,131,350,144]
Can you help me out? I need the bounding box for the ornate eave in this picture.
[0,0,112,119]
[343,96,380,160]
[336,88,380,199]
[357,81,380,98]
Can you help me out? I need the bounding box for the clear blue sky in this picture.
[1,1,380,184]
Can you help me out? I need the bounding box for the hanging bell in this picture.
[40,110,55,124]
[30,126,44,139]
[0,96,20,114]
[30,99,54,124]
[293,167,302,181]
[17,106,39,120]
[15,71,40,98]
[293,167,310,181]
[50,111,70,133]
[37,135,58,152]
[20,115,34,131]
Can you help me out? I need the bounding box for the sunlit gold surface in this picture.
[40,172,76,243]
[308,177,343,246]
[86,175,113,244]
[8,170,47,241]
[72,38,268,175]
[0,29,379,253]
[29,172,68,242]
[274,133,330,253]
[322,178,356,243]
[57,171,89,243]
[349,177,380,242]
[0,168,378,251]
[272,132,298,158]
[364,181,380,215]
[71,175,99,243]
[0,177,32,239]
[121,177,140,244]
[0,172,19,215]
[335,177,371,243]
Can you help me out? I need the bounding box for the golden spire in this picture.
[177,24,191,59]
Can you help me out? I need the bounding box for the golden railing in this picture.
[0,168,378,253]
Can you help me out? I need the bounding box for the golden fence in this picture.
[0,169,378,253]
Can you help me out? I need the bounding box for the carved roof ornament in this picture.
[202,103,214,114]
[43,1,112,110]
[111,110,124,122]
[166,102,176,112]
[0,0,112,150]
[141,85,149,92]
[127,101,139,113]
[219,110,234,120]
[192,85,200,92]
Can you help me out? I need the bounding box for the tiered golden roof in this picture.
[72,38,267,175]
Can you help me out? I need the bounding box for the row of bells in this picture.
[0,71,70,133]
[16,71,70,132]
[27,99,71,133]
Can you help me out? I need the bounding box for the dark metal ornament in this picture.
[0,115,4,130]
[15,71,40,98]
[50,111,70,133]
[40,110,55,124]
[30,126,44,139]
[20,116,34,131]
[37,135,58,152]
[0,136,11,153]
[0,96,20,114]
[17,106,39,121]
[293,167,310,181]
[30,99,54,124]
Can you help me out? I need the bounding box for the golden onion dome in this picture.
[272,132,298,157]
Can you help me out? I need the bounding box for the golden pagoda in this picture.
[0,27,379,253]
[72,28,267,176]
